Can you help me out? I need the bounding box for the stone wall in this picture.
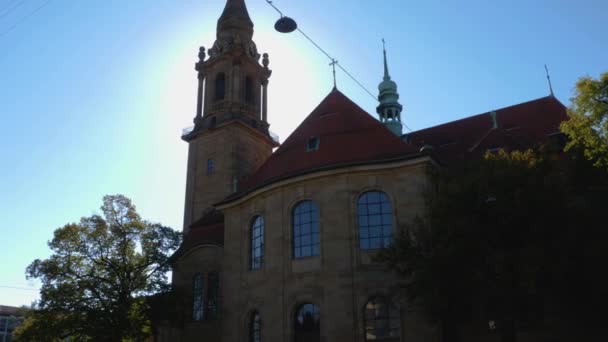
[220,159,438,342]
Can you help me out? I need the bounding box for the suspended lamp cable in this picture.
[0,0,26,20]
[263,0,377,101]
[0,0,53,39]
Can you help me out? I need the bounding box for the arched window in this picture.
[364,297,401,341]
[192,273,204,321]
[215,73,226,101]
[245,76,255,104]
[250,216,264,270]
[294,303,320,342]
[292,201,320,258]
[249,311,262,342]
[358,191,394,250]
[206,271,220,319]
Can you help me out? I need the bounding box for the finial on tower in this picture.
[545,64,555,97]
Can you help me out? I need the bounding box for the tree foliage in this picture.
[561,71,608,170]
[14,195,181,342]
[377,148,608,342]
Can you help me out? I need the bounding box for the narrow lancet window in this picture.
[250,216,264,270]
[249,311,262,342]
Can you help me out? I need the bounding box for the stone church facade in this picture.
[155,1,567,341]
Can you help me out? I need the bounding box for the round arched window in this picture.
[364,297,401,341]
[249,311,261,342]
[294,303,320,342]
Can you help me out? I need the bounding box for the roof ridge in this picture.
[408,96,557,135]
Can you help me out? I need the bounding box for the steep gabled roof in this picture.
[405,96,568,163]
[220,89,422,203]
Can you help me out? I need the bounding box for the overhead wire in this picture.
[263,0,413,132]
[0,0,53,39]
[0,0,26,20]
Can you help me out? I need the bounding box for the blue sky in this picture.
[0,0,606,307]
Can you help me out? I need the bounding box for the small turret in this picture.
[376,40,403,136]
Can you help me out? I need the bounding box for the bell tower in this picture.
[182,0,277,232]
[377,41,404,136]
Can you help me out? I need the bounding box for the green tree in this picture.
[561,72,608,170]
[378,149,574,342]
[14,195,181,342]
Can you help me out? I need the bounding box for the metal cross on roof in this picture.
[329,59,338,89]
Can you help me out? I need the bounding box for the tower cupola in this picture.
[376,41,404,136]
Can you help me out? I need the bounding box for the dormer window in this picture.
[306,136,320,151]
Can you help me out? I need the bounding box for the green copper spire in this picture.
[383,42,391,81]
[377,39,403,136]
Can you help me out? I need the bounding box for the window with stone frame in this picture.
[249,310,262,342]
[192,273,204,321]
[364,297,401,341]
[357,191,394,250]
[294,303,320,342]
[250,215,264,270]
[292,200,320,258]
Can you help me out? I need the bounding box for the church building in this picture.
[156,1,567,341]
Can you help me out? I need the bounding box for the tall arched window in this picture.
[245,76,255,104]
[358,191,394,250]
[292,200,320,258]
[294,303,320,342]
[192,273,204,321]
[249,311,261,342]
[364,297,401,341]
[214,73,226,101]
[250,216,264,270]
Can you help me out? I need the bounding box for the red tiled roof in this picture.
[227,89,421,200]
[169,210,224,262]
[405,96,567,163]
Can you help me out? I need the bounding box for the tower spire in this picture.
[217,0,254,40]
[382,38,390,81]
[377,39,403,136]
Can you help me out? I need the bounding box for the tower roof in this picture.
[378,41,397,92]
[219,90,422,204]
[217,0,254,39]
